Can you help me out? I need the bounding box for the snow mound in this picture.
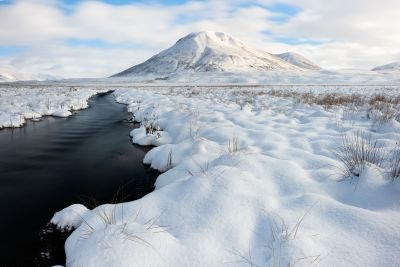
[52,109,73,117]
[111,31,304,77]
[51,204,90,230]
[275,52,321,70]
[58,203,182,267]
[372,62,400,72]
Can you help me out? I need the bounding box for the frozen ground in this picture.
[0,85,107,128]
[51,85,400,267]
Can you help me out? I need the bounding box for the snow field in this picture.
[0,86,108,128]
[54,86,400,267]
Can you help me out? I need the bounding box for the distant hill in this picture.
[274,52,321,70]
[0,67,61,82]
[372,62,400,71]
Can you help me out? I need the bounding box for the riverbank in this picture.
[0,85,108,128]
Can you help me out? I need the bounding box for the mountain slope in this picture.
[372,62,400,71]
[275,52,321,70]
[0,67,61,82]
[111,32,306,77]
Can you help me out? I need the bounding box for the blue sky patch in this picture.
[267,3,300,16]
[237,2,300,16]
[0,0,12,5]
[275,36,327,45]
[0,46,26,57]
[61,0,191,5]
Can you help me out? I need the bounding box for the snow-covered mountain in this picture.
[0,67,61,82]
[111,31,312,77]
[372,62,400,71]
[0,72,17,82]
[274,52,321,70]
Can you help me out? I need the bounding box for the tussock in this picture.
[333,130,385,180]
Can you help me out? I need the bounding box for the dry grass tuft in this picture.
[228,137,240,154]
[231,204,322,267]
[389,141,400,180]
[333,130,385,181]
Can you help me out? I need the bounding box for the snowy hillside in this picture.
[0,67,61,82]
[111,31,306,77]
[372,62,400,71]
[275,52,321,70]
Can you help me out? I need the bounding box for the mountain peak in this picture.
[176,31,245,46]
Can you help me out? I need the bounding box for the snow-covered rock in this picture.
[372,62,400,72]
[274,52,321,70]
[111,31,305,77]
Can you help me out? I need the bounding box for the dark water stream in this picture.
[0,92,159,266]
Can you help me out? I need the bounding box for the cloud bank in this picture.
[0,0,399,78]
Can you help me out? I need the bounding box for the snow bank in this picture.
[56,86,400,267]
[0,86,108,128]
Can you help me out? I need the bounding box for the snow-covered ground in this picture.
[52,85,400,267]
[108,69,400,85]
[0,85,107,128]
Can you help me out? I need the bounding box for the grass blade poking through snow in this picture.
[228,136,240,154]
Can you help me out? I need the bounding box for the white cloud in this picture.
[0,0,399,77]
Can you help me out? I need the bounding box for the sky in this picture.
[0,0,399,78]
